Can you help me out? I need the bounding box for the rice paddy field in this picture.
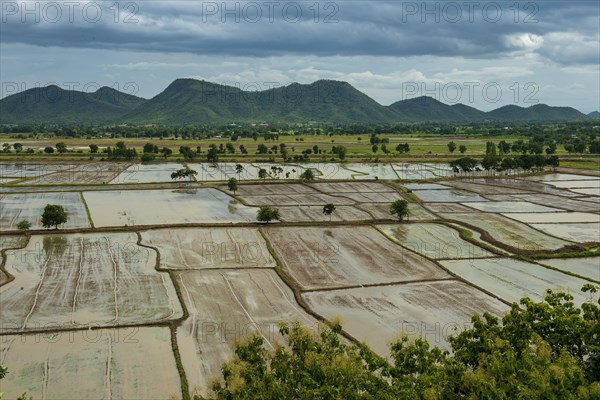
[539,257,600,282]
[0,327,182,400]
[378,223,493,259]
[140,227,276,269]
[0,161,598,398]
[302,281,509,355]
[110,163,185,184]
[83,188,257,227]
[174,269,318,397]
[0,192,92,230]
[0,233,182,333]
[439,258,593,306]
[262,226,450,290]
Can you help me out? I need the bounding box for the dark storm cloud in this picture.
[0,0,598,64]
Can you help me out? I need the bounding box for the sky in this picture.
[1,0,599,112]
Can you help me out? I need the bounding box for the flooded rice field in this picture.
[262,226,449,290]
[0,192,91,230]
[378,223,493,259]
[0,233,182,333]
[539,257,600,282]
[1,164,598,397]
[302,281,508,355]
[83,188,257,227]
[439,258,593,306]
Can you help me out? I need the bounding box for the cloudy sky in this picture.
[1,0,599,112]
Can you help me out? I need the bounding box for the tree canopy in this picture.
[201,287,600,400]
[41,204,68,229]
[171,168,198,181]
[390,199,410,221]
[256,206,280,223]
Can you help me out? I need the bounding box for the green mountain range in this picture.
[0,86,145,124]
[0,79,592,125]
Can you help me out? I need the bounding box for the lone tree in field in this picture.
[390,199,409,221]
[322,203,336,221]
[300,169,315,182]
[257,206,280,223]
[447,141,457,153]
[171,168,198,182]
[16,220,31,230]
[227,177,238,194]
[258,168,268,180]
[235,164,244,176]
[41,204,68,229]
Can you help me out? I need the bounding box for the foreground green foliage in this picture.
[200,287,599,399]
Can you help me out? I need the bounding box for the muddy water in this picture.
[379,223,492,259]
[0,327,181,400]
[531,223,600,243]
[0,192,91,230]
[302,281,508,355]
[141,227,276,269]
[541,257,600,282]
[440,258,592,306]
[413,189,488,203]
[502,212,600,224]
[83,188,257,227]
[462,201,562,213]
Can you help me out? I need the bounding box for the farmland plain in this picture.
[0,160,598,398]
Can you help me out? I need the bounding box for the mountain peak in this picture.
[0,78,589,125]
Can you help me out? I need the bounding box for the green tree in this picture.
[299,169,315,182]
[447,141,457,153]
[140,154,155,162]
[257,144,268,154]
[1,364,7,399]
[481,153,499,171]
[89,144,98,153]
[16,220,31,230]
[450,157,478,174]
[55,142,67,153]
[206,145,219,163]
[13,143,23,152]
[256,206,280,223]
[171,168,198,182]
[206,287,600,400]
[160,147,172,159]
[235,164,244,176]
[322,203,336,221]
[459,144,467,154]
[41,204,68,229]
[498,140,511,155]
[390,199,409,221]
[547,155,560,168]
[258,168,268,180]
[44,146,54,154]
[143,142,155,153]
[227,177,238,194]
[396,143,410,153]
[337,145,347,160]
